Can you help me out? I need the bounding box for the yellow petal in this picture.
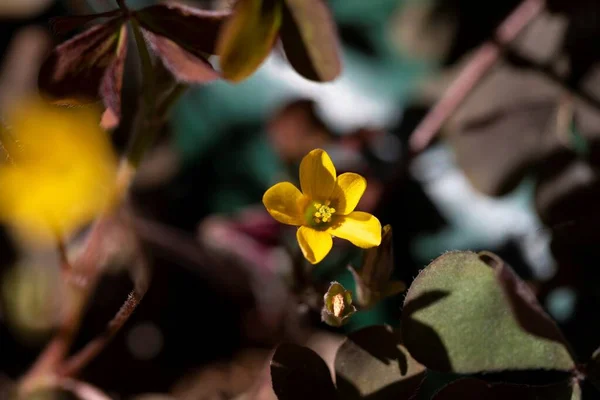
[0,98,117,242]
[299,149,336,201]
[329,172,366,215]
[296,226,333,264]
[263,182,305,225]
[327,212,381,248]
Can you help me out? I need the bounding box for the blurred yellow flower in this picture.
[263,149,382,264]
[0,98,117,242]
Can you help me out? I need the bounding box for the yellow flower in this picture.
[0,98,117,242]
[263,149,382,264]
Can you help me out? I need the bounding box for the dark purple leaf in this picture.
[479,251,572,347]
[135,3,228,56]
[100,24,127,129]
[432,378,579,400]
[270,343,338,400]
[143,30,219,84]
[335,325,425,399]
[280,0,341,82]
[38,17,125,107]
[49,10,123,36]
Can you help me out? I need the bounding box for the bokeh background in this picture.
[1,0,599,398]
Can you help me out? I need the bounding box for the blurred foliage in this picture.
[4,0,600,399]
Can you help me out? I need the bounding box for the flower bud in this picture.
[321,282,356,327]
[348,225,406,308]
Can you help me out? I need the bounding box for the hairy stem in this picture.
[59,289,145,377]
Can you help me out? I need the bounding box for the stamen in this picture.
[312,203,336,225]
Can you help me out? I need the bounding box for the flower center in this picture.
[332,293,345,317]
[312,201,336,224]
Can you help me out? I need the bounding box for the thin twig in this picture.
[409,0,545,153]
[59,289,145,377]
[18,219,112,395]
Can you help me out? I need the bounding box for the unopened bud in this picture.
[321,282,356,327]
[349,225,406,309]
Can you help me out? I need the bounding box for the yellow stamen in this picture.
[312,203,335,225]
[332,293,345,317]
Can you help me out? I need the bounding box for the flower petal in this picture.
[329,172,366,215]
[299,148,336,201]
[296,226,333,264]
[328,211,381,248]
[263,182,305,226]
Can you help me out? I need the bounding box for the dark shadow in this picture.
[271,344,338,400]
[400,319,452,372]
[430,377,576,400]
[402,290,450,318]
[345,325,408,372]
[470,370,571,386]
[401,290,452,372]
[335,371,427,400]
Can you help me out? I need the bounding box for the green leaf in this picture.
[271,343,338,400]
[335,325,425,399]
[431,378,580,400]
[280,0,341,82]
[135,3,227,56]
[401,251,574,373]
[216,0,282,82]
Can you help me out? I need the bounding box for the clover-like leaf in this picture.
[100,24,128,129]
[271,343,338,400]
[135,3,228,56]
[431,378,580,400]
[143,30,219,84]
[335,325,425,399]
[216,0,283,82]
[280,0,341,82]
[446,58,600,198]
[38,17,125,108]
[402,251,574,373]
